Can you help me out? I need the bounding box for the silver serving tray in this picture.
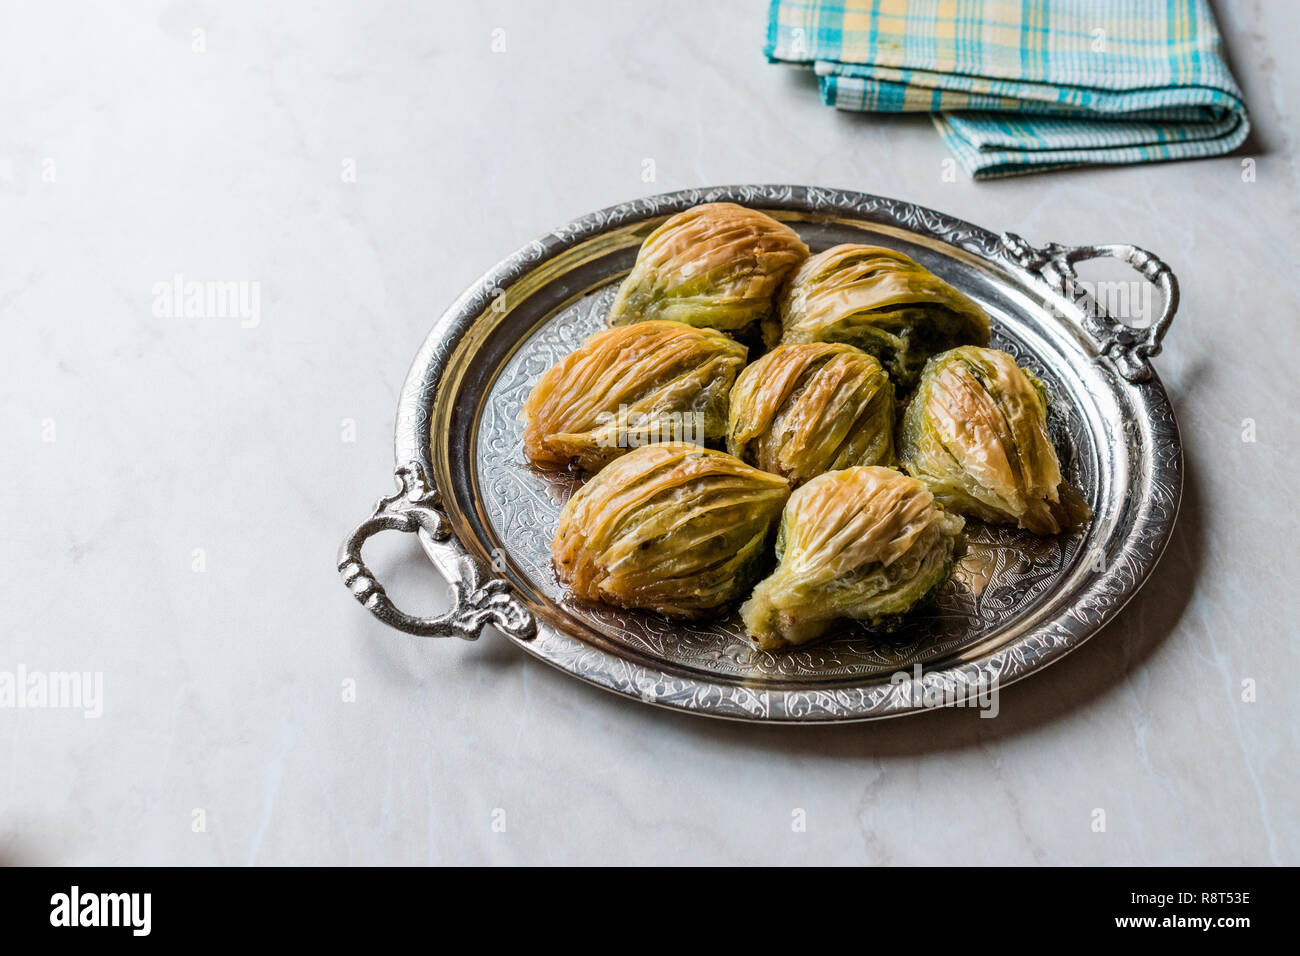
[338,185,1182,723]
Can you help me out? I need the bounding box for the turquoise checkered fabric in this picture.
[765,0,1250,179]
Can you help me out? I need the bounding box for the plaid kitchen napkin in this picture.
[765,0,1250,179]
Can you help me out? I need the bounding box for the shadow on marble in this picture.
[0,826,43,866]
[1207,0,1268,158]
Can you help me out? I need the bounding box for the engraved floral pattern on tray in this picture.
[378,185,1183,720]
[476,284,1091,682]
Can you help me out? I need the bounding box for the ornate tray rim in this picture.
[338,184,1183,723]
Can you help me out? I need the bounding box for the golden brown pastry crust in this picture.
[607,202,809,345]
[780,244,990,387]
[898,346,1091,534]
[522,320,747,472]
[727,342,895,486]
[552,442,790,619]
[741,466,963,649]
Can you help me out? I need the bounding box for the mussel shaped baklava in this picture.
[741,466,963,650]
[726,342,894,487]
[607,202,809,347]
[522,320,747,472]
[552,442,790,619]
[780,244,990,388]
[898,346,1091,535]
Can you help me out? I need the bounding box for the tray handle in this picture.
[337,462,536,641]
[1000,233,1178,383]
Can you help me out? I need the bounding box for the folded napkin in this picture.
[765,0,1250,179]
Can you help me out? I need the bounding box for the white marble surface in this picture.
[2,0,1297,865]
